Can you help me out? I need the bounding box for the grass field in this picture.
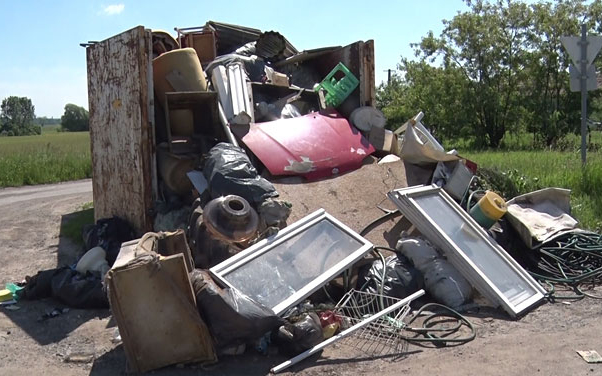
[41,124,61,134]
[0,132,91,187]
[459,149,602,232]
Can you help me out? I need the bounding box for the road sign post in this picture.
[561,25,602,165]
[580,24,588,166]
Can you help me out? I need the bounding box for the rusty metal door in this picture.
[87,26,156,235]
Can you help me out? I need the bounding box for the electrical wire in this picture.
[400,303,476,347]
[359,210,401,237]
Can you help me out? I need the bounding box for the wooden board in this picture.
[86,26,156,235]
[107,253,216,373]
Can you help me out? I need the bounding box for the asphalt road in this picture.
[0,179,92,207]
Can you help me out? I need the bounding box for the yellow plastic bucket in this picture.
[469,191,507,229]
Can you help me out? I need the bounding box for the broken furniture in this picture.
[175,26,217,65]
[210,209,373,315]
[388,185,546,317]
[163,91,224,152]
[106,236,215,373]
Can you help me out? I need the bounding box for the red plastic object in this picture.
[319,310,342,327]
[238,110,375,180]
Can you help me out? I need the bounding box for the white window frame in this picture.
[388,185,546,317]
[210,209,373,315]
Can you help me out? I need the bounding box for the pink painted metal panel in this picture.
[240,110,375,180]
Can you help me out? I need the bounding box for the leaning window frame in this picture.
[388,185,546,317]
[210,208,374,316]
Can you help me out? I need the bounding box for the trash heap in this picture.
[6,20,602,375]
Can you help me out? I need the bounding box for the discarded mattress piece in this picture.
[210,209,373,315]
[506,187,580,249]
[388,185,546,317]
[235,110,375,180]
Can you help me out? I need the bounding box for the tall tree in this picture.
[416,0,532,147]
[0,96,40,136]
[524,0,590,146]
[61,104,89,132]
[377,0,602,149]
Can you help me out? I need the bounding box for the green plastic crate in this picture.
[314,62,359,108]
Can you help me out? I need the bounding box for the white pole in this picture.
[270,289,425,374]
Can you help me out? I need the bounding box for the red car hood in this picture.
[238,110,375,180]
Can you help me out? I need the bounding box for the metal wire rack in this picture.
[333,289,413,357]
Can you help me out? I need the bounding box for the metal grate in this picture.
[333,289,412,357]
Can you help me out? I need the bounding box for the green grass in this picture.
[0,132,91,187]
[459,149,602,232]
[445,130,602,151]
[41,124,61,134]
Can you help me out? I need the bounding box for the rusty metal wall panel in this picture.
[360,40,376,107]
[87,26,154,235]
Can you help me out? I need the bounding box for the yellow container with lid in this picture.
[469,190,507,229]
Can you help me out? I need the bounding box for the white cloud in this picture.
[102,4,124,16]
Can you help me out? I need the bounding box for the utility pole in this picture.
[383,69,393,85]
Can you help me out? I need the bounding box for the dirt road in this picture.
[0,180,92,207]
[1,179,601,375]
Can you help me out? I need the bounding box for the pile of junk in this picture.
[6,21,602,374]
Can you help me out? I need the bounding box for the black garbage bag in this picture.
[272,312,323,356]
[190,270,284,350]
[17,268,60,300]
[421,258,472,309]
[203,143,278,206]
[82,216,135,266]
[361,255,423,300]
[50,268,109,309]
[18,267,109,309]
[397,237,472,308]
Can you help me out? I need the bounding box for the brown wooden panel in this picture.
[107,250,216,373]
[87,26,155,235]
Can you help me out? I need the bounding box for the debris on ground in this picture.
[577,350,602,363]
[6,18,602,375]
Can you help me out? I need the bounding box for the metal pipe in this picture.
[580,23,588,165]
[270,289,426,374]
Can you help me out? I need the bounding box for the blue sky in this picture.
[0,1,471,117]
